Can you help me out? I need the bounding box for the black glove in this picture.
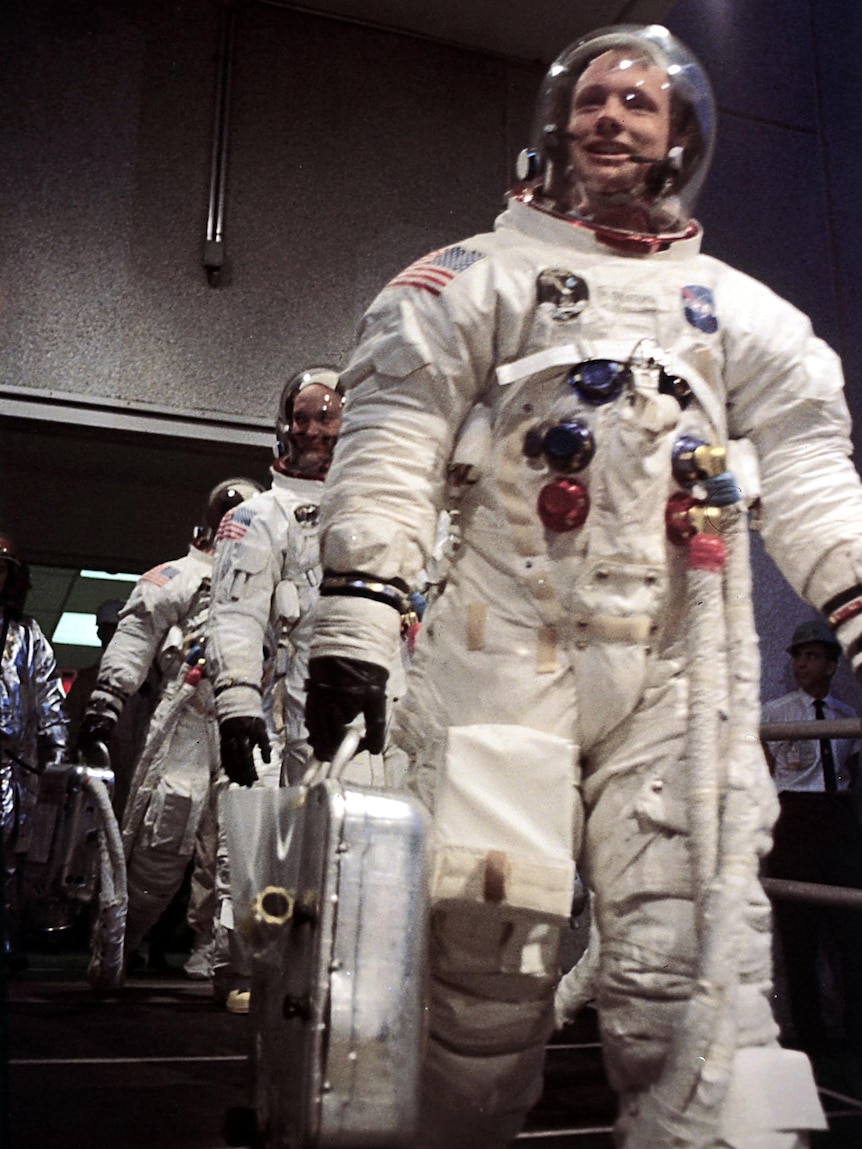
[77,711,117,753]
[305,656,388,762]
[219,715,271,787]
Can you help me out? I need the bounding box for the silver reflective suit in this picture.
[310,196,861,1146]
[1,612,67,947]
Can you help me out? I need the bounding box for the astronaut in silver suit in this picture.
[304,24,862,1149]
[0,534,67,964]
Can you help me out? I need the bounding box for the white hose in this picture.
[684,558,726,915]
[120,677,199,858]
[554,915,600,1029]
[84,776,128,991]
[301,717,364,787]
[631,513,762,1147]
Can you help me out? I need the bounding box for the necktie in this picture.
[813,698,838,792]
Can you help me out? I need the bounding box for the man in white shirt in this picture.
[762,619,862,1053]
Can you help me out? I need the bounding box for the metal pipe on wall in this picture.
[204,0,239,286]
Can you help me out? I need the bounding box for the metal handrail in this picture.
[757,715,862,910]
[763,876,862,910]
[760,717,862,741]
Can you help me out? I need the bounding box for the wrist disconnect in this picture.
[311,573,404,669]
[321,574,409,614]
[823,584,862,669]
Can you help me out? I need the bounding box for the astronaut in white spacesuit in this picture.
[203,370,344,1010]
[78,478,263,972]
[304,24,862,1149]
[208,368,344,792]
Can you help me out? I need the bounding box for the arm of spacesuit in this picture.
[316,285,489,623]
[207,505,283,784]
[85,562,192,726]
[722,272,862,668]
[207,505,281,722]
[307,281,489,754]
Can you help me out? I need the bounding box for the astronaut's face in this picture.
[290,383,343,476]
[566,50,671,213]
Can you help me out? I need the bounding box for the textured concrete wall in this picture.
[0,0,539,420]
[0,0,539,571]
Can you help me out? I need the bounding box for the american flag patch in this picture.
[216,504,255,543]
[142,563,180,587]
[386,245,485,297]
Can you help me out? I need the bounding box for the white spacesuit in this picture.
[306,25,859,1149]
[208,369,345,790]
[1,534,67,961]
[79,478,263,969]
[208,468,324,783]
[205,370,344,1010]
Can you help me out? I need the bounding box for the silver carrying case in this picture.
[17,744,127,988]
[223,739,430,1149]
[25,751,116,931]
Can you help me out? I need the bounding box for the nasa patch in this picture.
[682,285,719,334]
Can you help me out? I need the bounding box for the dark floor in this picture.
[5,943,862,1149]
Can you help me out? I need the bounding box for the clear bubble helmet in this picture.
[516,25,716,240]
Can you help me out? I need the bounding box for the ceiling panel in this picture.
[271,1,681,63]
